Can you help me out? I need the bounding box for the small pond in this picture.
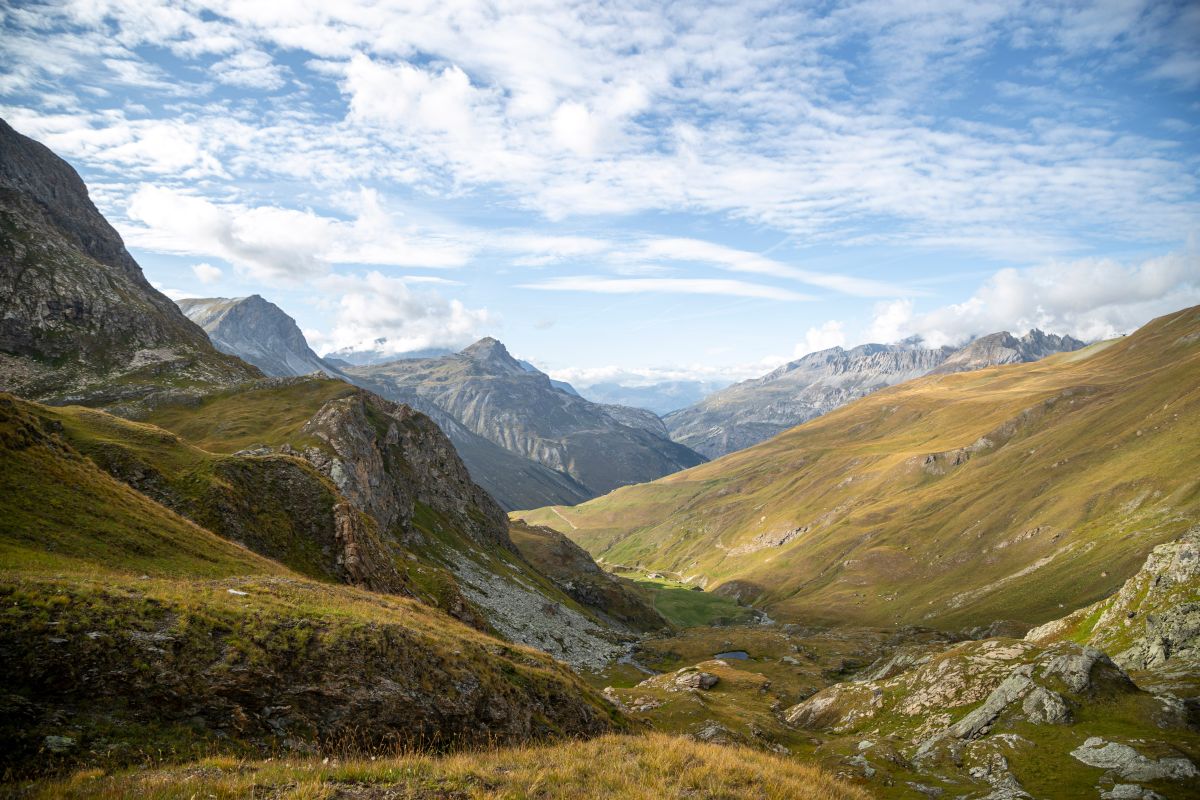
[713,650,750,660]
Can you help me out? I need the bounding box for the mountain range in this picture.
[665,331,1085,459]
[346,338,708,507]
[0,120,665,777]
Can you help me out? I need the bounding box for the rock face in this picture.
[298,386,512,554]
[348,338,706,507]
[0,118,260,404]
[666,333,1085,459]
[178,295,340,378]
[1026,527,1200,696]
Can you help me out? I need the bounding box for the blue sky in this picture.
[2,0,1198,387]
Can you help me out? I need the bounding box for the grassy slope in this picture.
[518,306,1200,629]
[0,393,624,780]
[29,733,870,800]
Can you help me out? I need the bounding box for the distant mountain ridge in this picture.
[666,331,1085,458]
[348,337,707,508]
[177,295,341,379]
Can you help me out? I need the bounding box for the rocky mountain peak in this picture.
[177,295,338,379]
[461,337,523,372]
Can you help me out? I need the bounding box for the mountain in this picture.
[665,343,953,458]
[347,337,707,507]
[665,331,1086,459]
[519,306,1200,631]
[580,380,731,415]
[930,328,1086,374]
[0,118,260,406]
[177,295,340,378]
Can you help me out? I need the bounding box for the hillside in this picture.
[665,330,1084,459]
[177,295,339,378]
[348,337,706,506]
[519,306,1200,630]
[0,119,260,405]
[0,393,622,778]
[27,733,870,800]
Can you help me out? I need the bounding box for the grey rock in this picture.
[177,295,342,379]
[674,671,720,690]
[1020,685,1071,724]
[1041,645,1110,693]
[1070,737,1198,782]
[947,666,1034,739]
[42,735,74,753]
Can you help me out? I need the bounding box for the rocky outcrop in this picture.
[0,575,622,779]
[666,331,1086,459]
[178,295,341,379]
[0,118,260,405]
[783,635,1196,797]
[1026,528,1200,696]
[347,337,706,506]
[299,388,511,553]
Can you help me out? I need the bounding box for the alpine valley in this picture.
[2,111,1198,800]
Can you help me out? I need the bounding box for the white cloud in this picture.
[519,276,813,301]
[123,185,473,282]
[867,298,916,343]
[211,49,287,90]
[795,320,846,357]
[313,272,492,355]
[191,262,223,283]
[869,251,1200,346]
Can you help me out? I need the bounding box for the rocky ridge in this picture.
[666,333,1085,459]
[348,337,706,507]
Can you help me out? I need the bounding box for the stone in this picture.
[1020,685,1071,724]
[42,735,74,753]
[1070,737,1198,782]
[674,671,719,691]
[946,666,1034,739]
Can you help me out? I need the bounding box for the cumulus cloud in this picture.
[123,185,473,282]
[191,262,222,283]
[311,272,493,355]
[795,320,846,357]
[210,49,287,90]
[869,251,1200,346]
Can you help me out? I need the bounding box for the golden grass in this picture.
[28,733,873,800]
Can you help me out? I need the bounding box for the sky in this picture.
[2,0,1198,389]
